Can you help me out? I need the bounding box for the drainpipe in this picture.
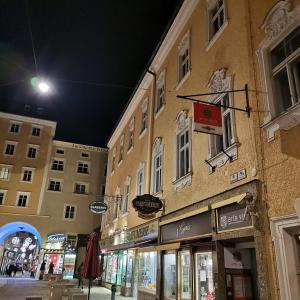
[145,69,156,194]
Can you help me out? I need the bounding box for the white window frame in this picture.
[152,138,163,195]
[16,191,30,207]
[155,71,166,116]
[118,135,124,164]
[173,110,192,191]
[48,179,63,192]
[0,164,12,181]
[177,31,191,88]
[51,159,65,171]
[77,161,90,174]
[0,189,7,205]
[140,99,148,136]
[63,204,77,221]
[122,176,131,215]
[27,144,39,159]
[4,141,17,156]
[20,167,35,183]
[136,163,145,196]
[74,182,88,195]
[127,118,135,152]
[257,2,300,141]
[31,125,42,137]
[101,199,108,230]
[9,121,21,134]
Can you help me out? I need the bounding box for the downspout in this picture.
[145,69,156,194]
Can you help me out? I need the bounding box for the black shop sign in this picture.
[217,203,252,232]
[160,211,211,243]
[132,194,163,215]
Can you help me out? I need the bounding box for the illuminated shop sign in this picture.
[47,234,65,242]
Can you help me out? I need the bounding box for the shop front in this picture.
[158,181,268,300]
[100,220,159,299]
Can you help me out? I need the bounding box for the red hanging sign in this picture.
[193,102,222,135]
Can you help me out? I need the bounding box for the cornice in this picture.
[53,140,108,153]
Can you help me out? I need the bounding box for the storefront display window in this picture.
[125,251,134,288]
[180,251,191,299]
[195,252,215,300]
[63,254,76,279]
[105,253,117,283]
[138,251,157,292]
[117,250,127,286]
[163,252,176,299]
[44,253,64,274]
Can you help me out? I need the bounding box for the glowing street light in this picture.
[30,76,52,95]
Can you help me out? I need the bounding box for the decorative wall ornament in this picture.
[153,137,162,155]
[129,118,135,131]
[208,68,230,93]
[261,0,299,41]
[176,110,189,132]
[142,98,148,113]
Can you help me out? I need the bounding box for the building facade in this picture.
[0,112,108,278]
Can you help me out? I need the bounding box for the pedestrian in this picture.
[8,264,14,277]
[12,264,17,277]
[77,262,84,289]
[48,261,54,274]
[39,260,46,280]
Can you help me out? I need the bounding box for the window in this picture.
[128,119,134,151]
[156,71,165,113]
[123,177,131,214]
[16,192,30,207]
[140,100,148,134]
[56,148,65,155]
[64,205,76,220]
[81,152,89,158]
[4,142,16,155]
[113,194,120,220]
[27,145,39,159]
[209,94,233,156]
[138,252,157,292]
[136,164,144,196]
[178,32,190,83]
[77,162,89,174]
[104,164,107,176]
[48,180,62,191]
[0,166,10,180]
[207,0,226,40]
[0,190,7,205]
[32,126,41,137]
[9,123,20,133]
[153,138,163,194]
[21,168,34,183]
[74,183,87,194]
[270,27,300,113]
[101,184,106,196]
[111,149,116,173]
[52,160,64,171]
[119,136,124,163]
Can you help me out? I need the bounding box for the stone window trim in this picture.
[51,158,65,172]
[63,204,77,221]
[48,178,63,192]
[113,187,121,221]
[152,137,163,196]
[9,121,21,134]
[4,141,17,156]
[26,144,39,159]
[74,182,89,195]
[136,162,145,196]
[0,164,12,181]
[206,0,229,49]
[257,1,300,141]
[16,191,30,207]
[77,161,90,175]
[122,176,131,215]
[20,167,35,183]
[0,189,8,205]
[173,110,192,191]
[155,70,166,116]
[206,69,238,172]
[31,125,42,137]
[176,30,191,89]
[81,152,90,159]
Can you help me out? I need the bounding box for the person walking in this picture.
[48,261,54,274]
[77,262,84,289]
[39,260,46,280]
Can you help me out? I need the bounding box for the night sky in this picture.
[0,0,182,147]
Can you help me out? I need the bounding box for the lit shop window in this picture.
[138,251,157,292]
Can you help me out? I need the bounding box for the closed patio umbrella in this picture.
[82,231,100,300]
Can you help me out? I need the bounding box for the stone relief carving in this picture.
[176,110,189,131]
[261,0,300,41]
[208,68,230,93]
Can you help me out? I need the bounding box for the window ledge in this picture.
[172,172,192,191]
[127,146,133,155]
[73,192,88,196]
[154,105,165,120]
[262,103,300,142]
[20,181,32,184]
[139,128,147,139]
[207,142,238,172]
[63,218,75,222]
[175,70,191,91]
[77,172,89,176]
[122,212,129,218]
[47,190,62,193]
[50,169,64,172]
[206,20,229,52]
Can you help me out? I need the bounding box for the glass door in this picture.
[163,252,176,300]
[178,250,192,300]
[194,252,215,300]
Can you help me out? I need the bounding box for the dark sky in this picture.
[0,0,182,147]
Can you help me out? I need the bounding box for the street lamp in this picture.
[30,76,52,95]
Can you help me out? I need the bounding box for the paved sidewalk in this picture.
[82,286,135,300]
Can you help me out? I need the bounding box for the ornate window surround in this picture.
[136,162,145,196]
[151,137,163,197]
[257,0,300,141]
[122,176,131,216]
[173,110,192,191]
[206,68,238,172]
[155,70,166,118]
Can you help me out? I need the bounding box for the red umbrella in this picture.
[82,231,100,299]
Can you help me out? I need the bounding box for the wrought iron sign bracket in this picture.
[204,160,216,172]
[177,84,251,118]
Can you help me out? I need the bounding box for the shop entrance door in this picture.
[194,251,215,300]
[232,274,253,300]
[162,252,176,300]
[178,251,192,300]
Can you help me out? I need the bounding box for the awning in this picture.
[160,206,209,226]
[211,193,248,209]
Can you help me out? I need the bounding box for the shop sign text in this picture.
[132,194,163,216]
[89,201,108,214]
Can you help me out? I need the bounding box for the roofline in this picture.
[53,140,108,153]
